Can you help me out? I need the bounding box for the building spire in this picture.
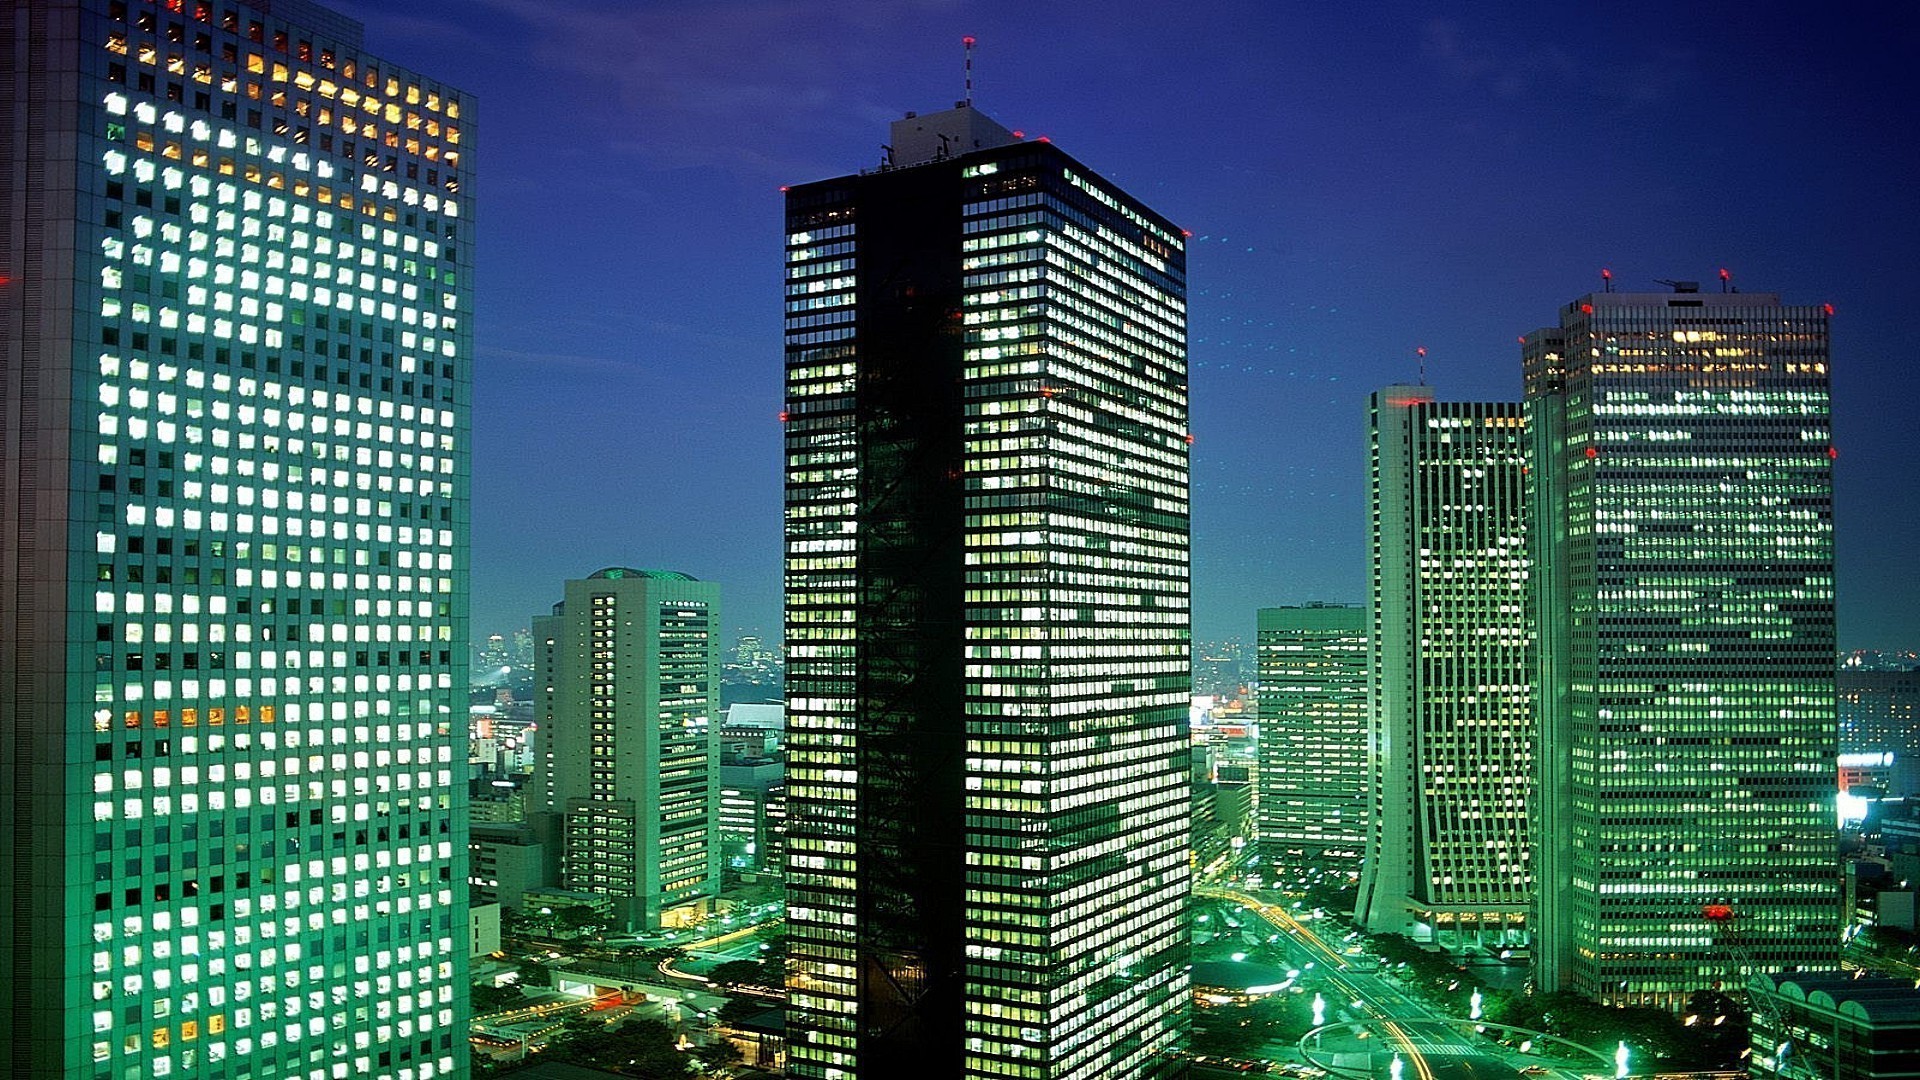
[962,35,976,106]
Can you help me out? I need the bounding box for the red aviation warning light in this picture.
[1584,446,1599,459]
[1703,903,1735,924]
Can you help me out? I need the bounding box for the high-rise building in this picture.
[781,103,1191,1079]
[531,569,721,930]
[1355,387,1532,950]
[1526,284,1839,1007]
[1254,604,1369,885]
[1841,668,1920,757]
[1840,669,1920,797]
[2,2,473,1076]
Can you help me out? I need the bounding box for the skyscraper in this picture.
[1254,604,1369,884]
[782,103,1191,1079]
[531,569,721,930]
[2,1,472,1076]
[1354,387,1531,949]
[1526,284,1838,1006]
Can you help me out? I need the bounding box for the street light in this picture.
[1615,1040,1631,1078]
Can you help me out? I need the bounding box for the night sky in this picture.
[329,0,1920,651]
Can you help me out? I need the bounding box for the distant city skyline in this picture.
[329,0,1919,652]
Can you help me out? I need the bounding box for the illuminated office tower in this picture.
[782,103,1191,1079]
[1354,387,1531,950]
[1526,284,1838,1007]
[531,570,721,930]
[1255,605,1368,884]
[1,2,472,1077]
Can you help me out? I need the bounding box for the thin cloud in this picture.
[469,0,959,176]
[1421,16,1689,108]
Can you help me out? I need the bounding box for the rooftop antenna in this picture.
[1416,345,1428,385]
[1719,267,1732,293]
[962,35,976,106]
[1601,267,1614,293]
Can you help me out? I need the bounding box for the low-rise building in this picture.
[1749,971,1920,1079]
[471,822,552,909]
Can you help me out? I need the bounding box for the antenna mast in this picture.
[1416,346,1428,385]
[963,35,976,106]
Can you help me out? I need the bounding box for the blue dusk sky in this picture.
[331,0,1920,651]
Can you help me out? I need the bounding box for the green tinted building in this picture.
[2,1,472,1076]
[1526,285,1838,1007]
[1355,388,1531,950]
[531,569,721,931]
[1255,605,1369,884]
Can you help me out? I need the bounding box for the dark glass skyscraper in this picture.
[3,0,472,1075]
[782,104,1191,1079]
[1526,285,1838,1007]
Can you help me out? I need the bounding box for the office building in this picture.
[782,103,1191,1079]
[1254,604,1369,883]
[1527,284,1838,1007]
[467,822,549,911]
[1749,971,1920,1079]
[1842,669,1920,794]
[531,569,721,930]
[719,761,785,878]
[2,2,472,1076]
[1354,388,1531,949]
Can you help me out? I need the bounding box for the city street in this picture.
[1198,886,1604,1079]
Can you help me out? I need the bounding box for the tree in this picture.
[692,1038,744,1077]
[557,905,605,934]
[706,959,774,988]
[1671,991,1749,1071]
[617,1018,691,1079]
[470,982,524,1014]
[717,996,766,1026]
[545,1016,688,1078]
[514,961,552,988]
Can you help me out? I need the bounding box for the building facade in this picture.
[1355,388,1531,949]
[531,569,721,930]
[719,761,784,878]
[1527,286,1839,1006]
[1841,669,1920,790]
[1748,971,1920,1079]
[2,2,472,1076]
[781,103,1191,1079]
[1254,604,1369,885]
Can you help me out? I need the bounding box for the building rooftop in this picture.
[587,567,698,582]
[1753,971,1920,1025]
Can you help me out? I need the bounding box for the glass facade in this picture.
[1526,290,1838,1007]
[1254,605,1369,881]
[783,106,1191,1080]
[1356,389,1532,949]
[531,569,721,930]
[2,1,472,1076]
